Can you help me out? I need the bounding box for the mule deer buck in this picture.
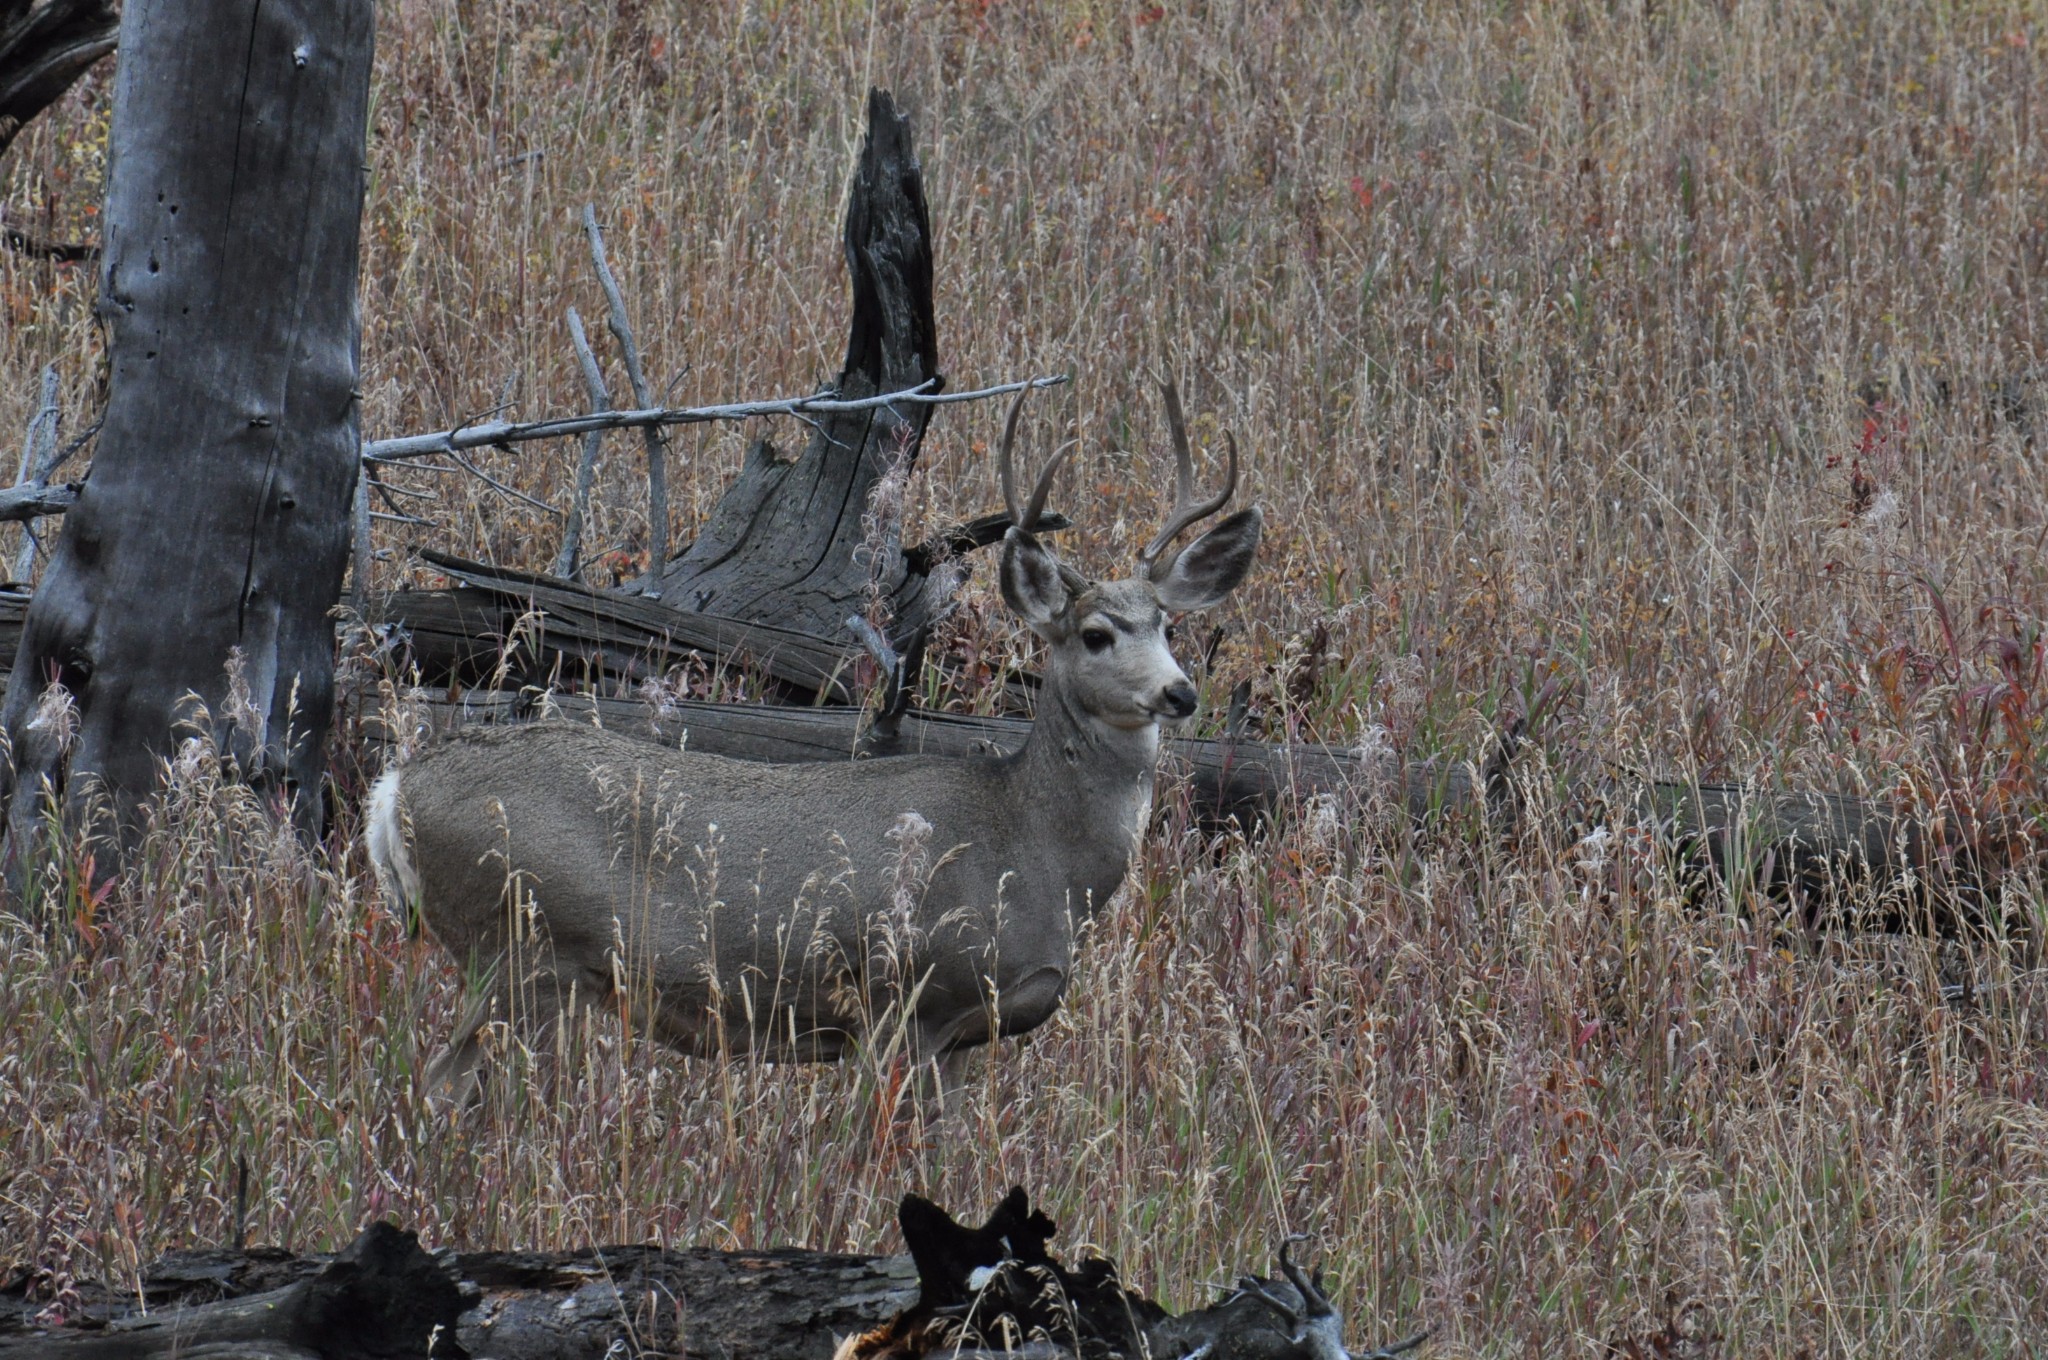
[366,381,1260,1093]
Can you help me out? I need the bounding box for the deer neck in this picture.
[1009,679,1161,873]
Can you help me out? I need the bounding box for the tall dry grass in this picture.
[3,0,2047,1353]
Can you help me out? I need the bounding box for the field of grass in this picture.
[4,0,2048,1352]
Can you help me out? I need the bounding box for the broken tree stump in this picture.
[653,88,950,636]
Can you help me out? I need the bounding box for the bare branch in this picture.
[1356,1329,1432,1359]
[11,366,59,485]
[351,465,372,611]
[444,448,559,516]
[0,218,97,262]
[11,366,62,575]
[583,203,669,596]
[356,373,1071,463]
[0,481,77,525]
[552,305,612,581]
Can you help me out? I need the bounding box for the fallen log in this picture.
[0,1222,917,1360]
[0,1191,1428,1360]
[371,550,1049,711]
[0,594,1989,923]
[0,1221,467,1359]
[406,688,1986,929]
[396,550,867,702]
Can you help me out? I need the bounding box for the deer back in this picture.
[388,720,1136,1057]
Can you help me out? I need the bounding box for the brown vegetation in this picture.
[3,1,2046,1354]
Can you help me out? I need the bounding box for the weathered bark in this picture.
[374,560,1046,709]
[655,88,955,638]
[404,549,865,701]
[0,0,373,843]
[0,1222,466,1359]
[0,0,116,161]
[1,1225,919,1360]
[0,1195,1413,1360]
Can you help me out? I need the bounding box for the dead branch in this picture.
[6,365,61,570]
[552,305,612,580]
[0,216,96,261]
[581,203,670,594]
[0,480,77,526]
[355,373,1068,464]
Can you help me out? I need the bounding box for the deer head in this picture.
[996,378,1262,733]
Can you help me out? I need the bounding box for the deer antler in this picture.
[1275,1235,1337,1320]
[1139,375,1239,583]
[997,386,1071,534]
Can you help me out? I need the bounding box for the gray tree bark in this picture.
[0,1223,917,1360]
[1,0,373,843]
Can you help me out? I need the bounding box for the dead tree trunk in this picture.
[654,88,952,637]
[1,0,373,844]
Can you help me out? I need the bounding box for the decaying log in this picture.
[0,1224,917,1360]
[841,1187,1427,1360]
[398,549,866,701]
[1,1191,1429,1360]
[0,1221,465,1358]
[378,552,1052,709]
[409,688,1987,928]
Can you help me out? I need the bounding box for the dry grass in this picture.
[4,0,2048,1353]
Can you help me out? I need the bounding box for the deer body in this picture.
[367,381,1258,1088]
[369,690,1161,1063]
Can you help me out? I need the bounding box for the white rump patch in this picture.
[364,768,421,913]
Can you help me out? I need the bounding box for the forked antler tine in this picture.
[1276,1235,1336,1319]
[1160,373,1198,507]
[1140,378,1240,580]
[996,387,1070,533]
[1020,440,1074,532]
[997,385,1032,526]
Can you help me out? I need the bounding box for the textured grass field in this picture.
[4,1,2047,1353]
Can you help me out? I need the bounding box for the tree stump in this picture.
[653,87,953,639]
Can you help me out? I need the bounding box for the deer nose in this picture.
[1160,681,1198,719]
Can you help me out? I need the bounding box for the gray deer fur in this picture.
[365,383,1260,1091]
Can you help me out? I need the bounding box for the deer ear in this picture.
[1000,528,1070,634]
[1155,506,1262,612]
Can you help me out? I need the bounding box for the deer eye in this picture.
[1163,623,1179,645]
[1081,627,1114,652]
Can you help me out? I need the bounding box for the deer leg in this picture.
[421,947,613,1107]
[422,982,497,1108]
[992,964,1068,1038]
